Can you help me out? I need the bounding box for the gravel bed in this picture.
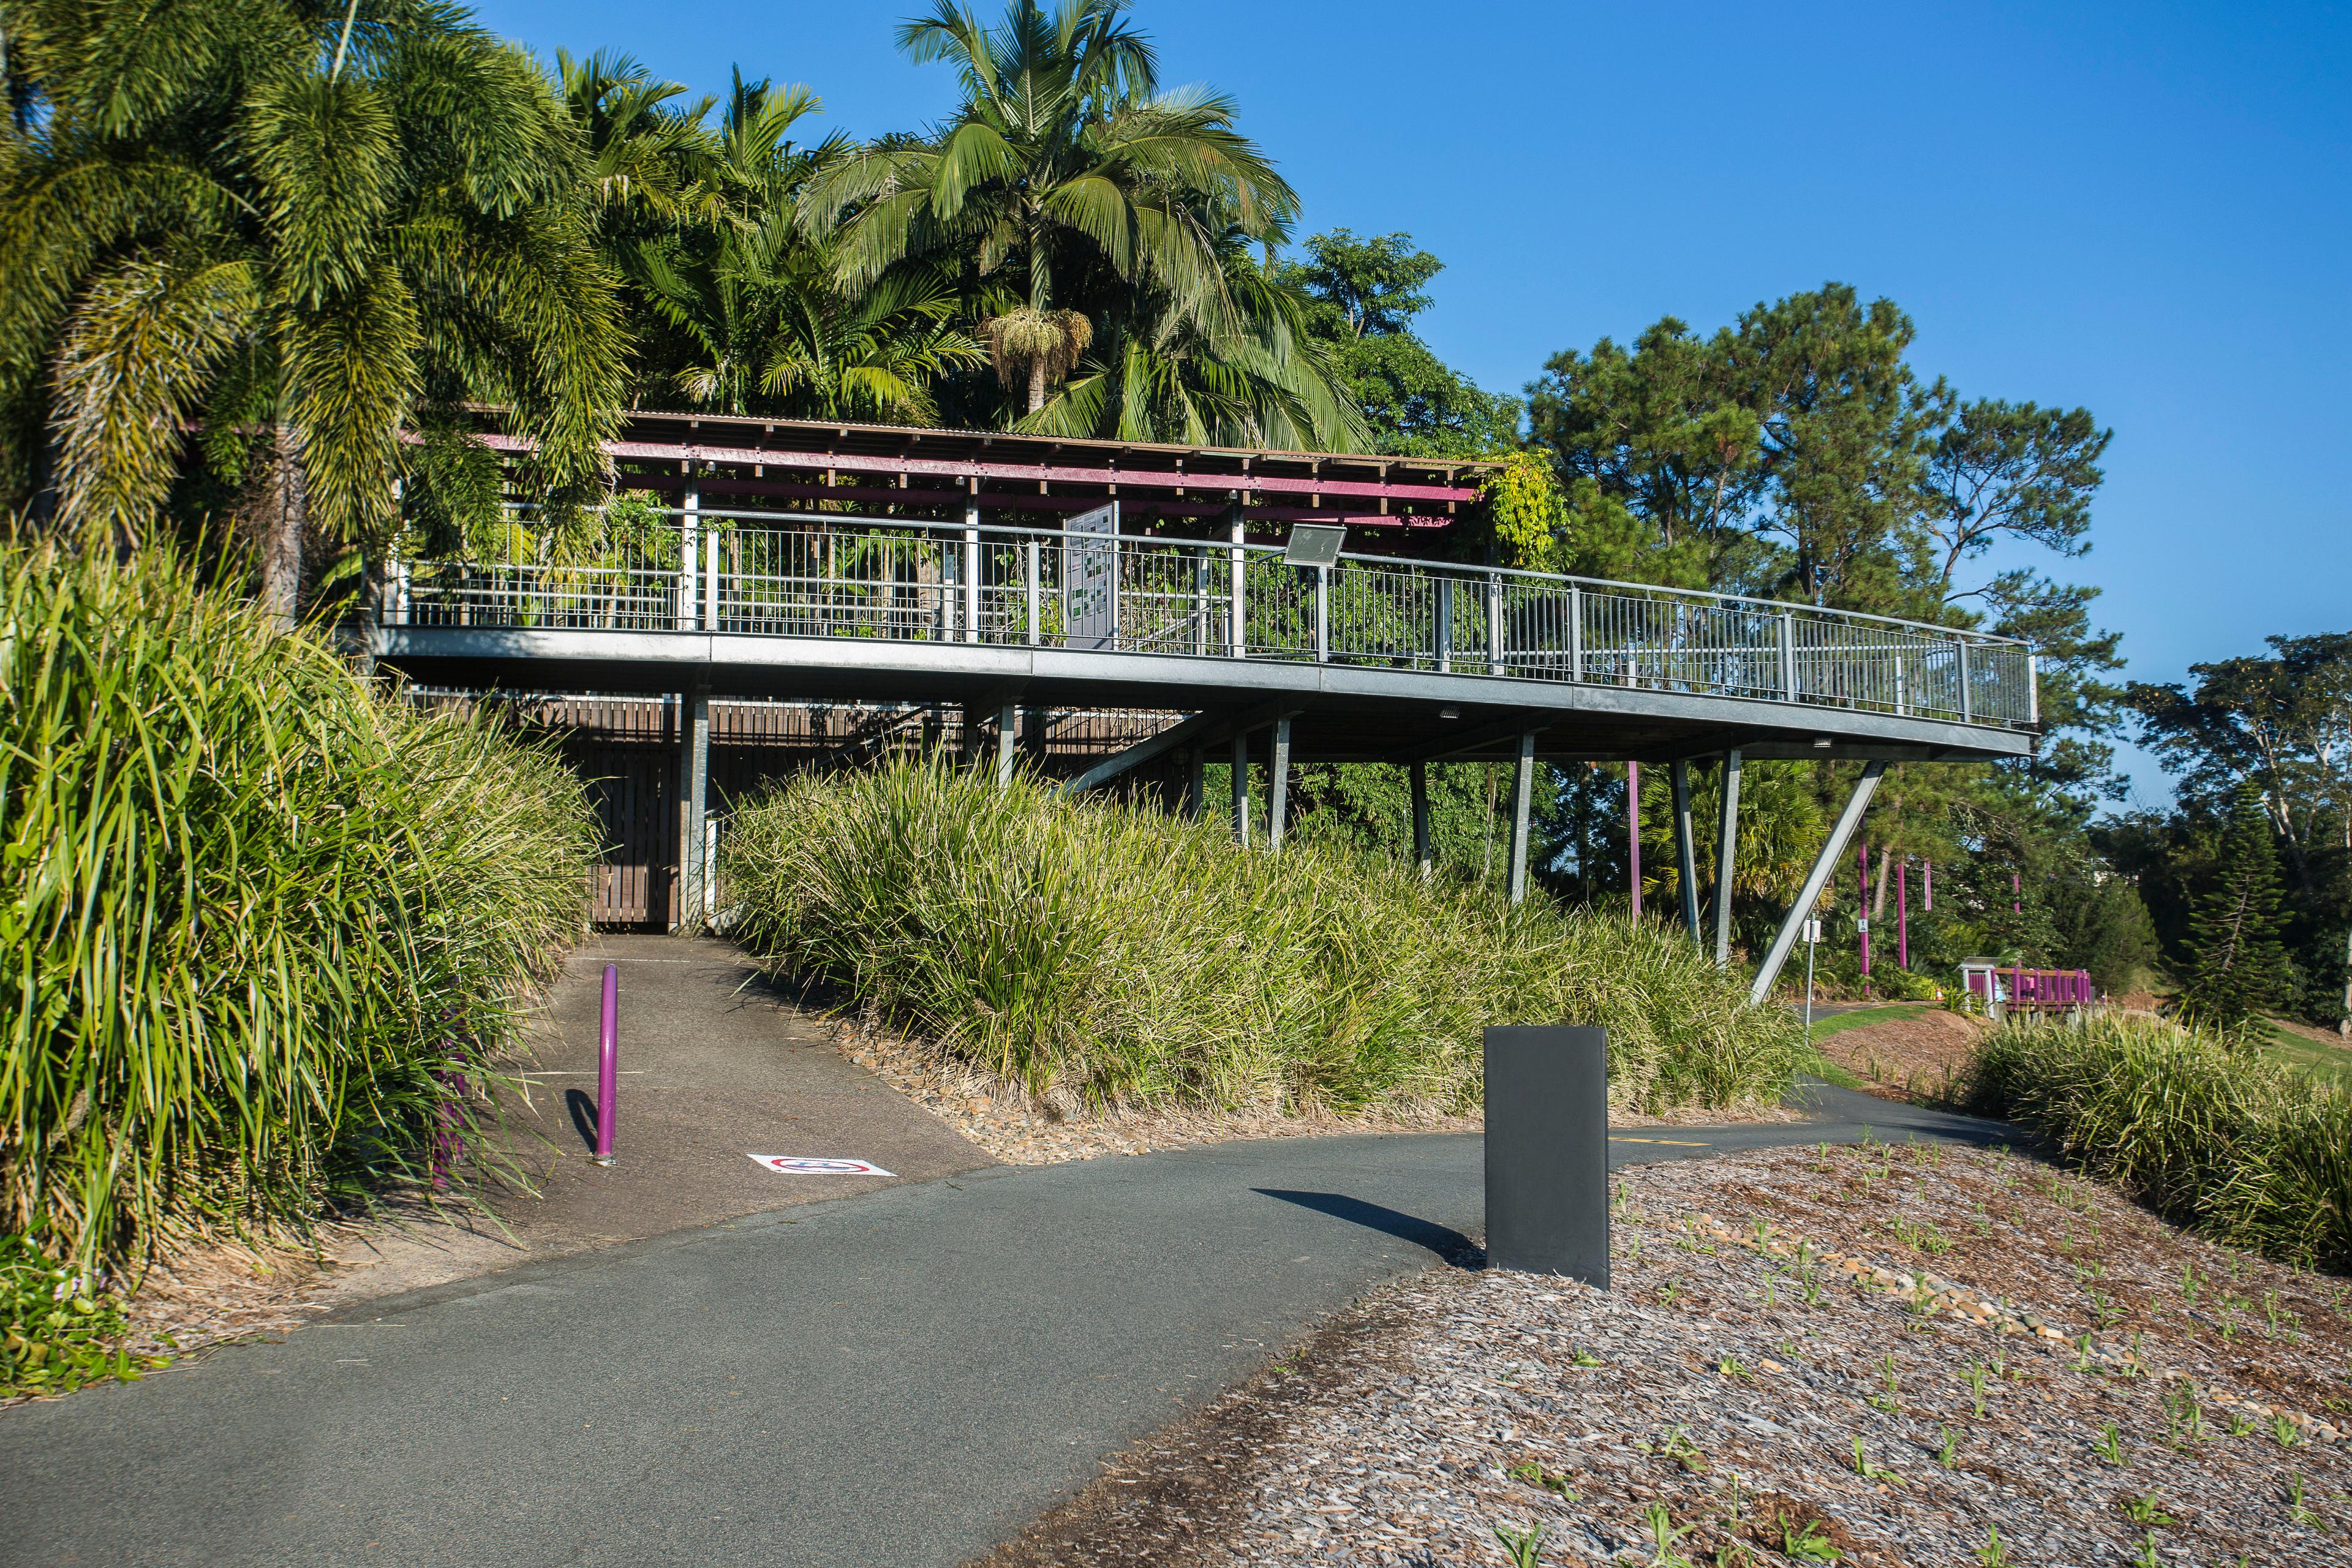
[982,1142,2352,1566]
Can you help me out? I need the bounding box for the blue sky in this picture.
[470,0,2350,805]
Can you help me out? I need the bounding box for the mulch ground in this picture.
[978,1142,2352,1567]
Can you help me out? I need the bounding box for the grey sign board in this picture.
[1065,502,1118,649]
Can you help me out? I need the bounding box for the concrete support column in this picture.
[1713,750,1743,968]
[674,685,710,933]
[1268,716,1293,850]
[1409,760,1433,879]
[1672,760,1701,943]
[1231,728,1252,846]
[1507,733,1537,904]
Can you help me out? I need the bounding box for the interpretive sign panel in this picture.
[1065,502,1118,649]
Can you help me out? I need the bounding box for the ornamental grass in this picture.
[0,544,597,1268]
[1955,1012,2352,1272]
[720,760,1803,1118]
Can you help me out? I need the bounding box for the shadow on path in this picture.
[1253,1189,1482,1267]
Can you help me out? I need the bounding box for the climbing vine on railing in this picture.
[1480,451,1564,571]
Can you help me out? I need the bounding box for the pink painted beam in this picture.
[475,432,1483,507]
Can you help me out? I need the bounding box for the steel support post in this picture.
[1409,760,1433,879]
[963,500,982,645]
[1567,584,1583,681]
[1434,579,1452,673]
[1485,573,1506,674]
[1713,750,1743,968]
[1231,728,1252,846]
[703,529,721,631]
[1313,566,1330,663]
[1626,761,1643,920]
[677,490,700,630]
[1024,538,1041,645]
[1779,613,1796,702]
[1227,501,1247,657]
[1268,715,1293,850]
[1183,747,1206,821]
[1747,761,1887,1006]
[1507,731,1537,904]
[995,704,1019,786]
[674,685,710,932]
[1193,552,1210,655]
[1672,760,1701,943]
[1958,641,1973,723]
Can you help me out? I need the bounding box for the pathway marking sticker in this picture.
[1607,1137,1711,1147]
[746,1155,896,1177]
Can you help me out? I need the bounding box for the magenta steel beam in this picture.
[1897,859,1909,970]
[614,472,1452,529]
[470,432,1482,507]
[593,963,618,1166]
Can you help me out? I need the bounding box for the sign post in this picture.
[1802,919,1822,1036]
[1482,1026,1608,1287]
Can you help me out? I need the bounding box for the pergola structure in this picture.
[383,415,2038,1003]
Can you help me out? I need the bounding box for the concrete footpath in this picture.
[0,944,2016,1568]
[311,934,992,1302]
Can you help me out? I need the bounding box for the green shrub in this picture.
[0,544,598,1266]
[1954,1013,2352,1270]
[721,760,1803,1117]
[1,1233,159,1396]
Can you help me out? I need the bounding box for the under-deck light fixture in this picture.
[1812,736,1833,748]
[1438,706,1461,720]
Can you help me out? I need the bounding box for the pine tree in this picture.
[2179,786,2294,1028]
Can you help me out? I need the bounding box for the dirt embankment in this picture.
[1814,1007,1992,1102]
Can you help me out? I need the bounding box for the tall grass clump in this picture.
[722,760,1803,1118]
[0,544,598,1267]
[1956,1013,2352,1271]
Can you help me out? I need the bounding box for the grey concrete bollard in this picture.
[1482,1025,1608,1286]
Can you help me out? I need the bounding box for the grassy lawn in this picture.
[2259,1019,2352,1088]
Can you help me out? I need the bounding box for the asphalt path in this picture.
[0,1085,2011,1568]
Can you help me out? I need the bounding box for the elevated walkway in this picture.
[378,505,2034,768]
[375,423,2037,995]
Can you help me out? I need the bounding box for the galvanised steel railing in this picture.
[388,507,2036,731]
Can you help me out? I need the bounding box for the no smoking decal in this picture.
[745,1155,895,1177]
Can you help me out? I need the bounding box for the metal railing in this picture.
[387,506,2035,731]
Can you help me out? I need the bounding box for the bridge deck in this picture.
[378,506,2035,765]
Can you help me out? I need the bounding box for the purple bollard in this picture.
[594,962,619,1166]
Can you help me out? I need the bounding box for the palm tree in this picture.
[1,0,627,626]
[606,72,986,423]
[804,0,1355,444]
